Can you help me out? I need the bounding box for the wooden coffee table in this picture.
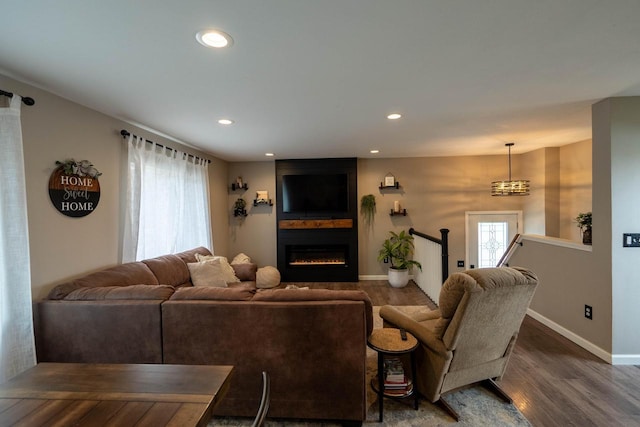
[0,363,234,426]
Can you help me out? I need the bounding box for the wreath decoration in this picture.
[55,159,102,179]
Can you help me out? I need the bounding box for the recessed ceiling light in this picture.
[217,118,234,125]
[196,29,233,48]
[265,153,275,157]
[387,113,402,120]
[370,149,380,154]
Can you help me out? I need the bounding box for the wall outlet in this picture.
[457,260,465,268]
[585,305,593,320]
[383,257,389,264]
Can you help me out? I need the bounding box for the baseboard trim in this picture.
[358,274,416,281]
[526,308,613,364]
[359,275,389,280]
[611,354,640,365]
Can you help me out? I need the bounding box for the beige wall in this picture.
[226,162,277,266]
[227,147,593,277]
[509,238,611,353]
[559,139,592,241]
[594,97,640,358]
[520,148,546,235]
[1,74,228,300]
[357,156,524,276]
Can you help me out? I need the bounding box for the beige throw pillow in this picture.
[187,259,240,287]
[231,253,252,265]
[192,255,240,284]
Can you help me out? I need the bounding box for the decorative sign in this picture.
[48,159,101,217]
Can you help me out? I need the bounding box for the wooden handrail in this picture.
[497,233,522,267]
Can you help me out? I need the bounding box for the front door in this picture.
[465,211,522,269]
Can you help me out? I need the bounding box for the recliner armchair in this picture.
[380,266,538,421]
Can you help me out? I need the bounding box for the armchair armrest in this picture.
[412,308,441,322]
[379,305,448,357]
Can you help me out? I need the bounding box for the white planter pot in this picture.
[388,268,409,288]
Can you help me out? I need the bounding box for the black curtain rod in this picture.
[120,129,211,164]
[0,89,35,106]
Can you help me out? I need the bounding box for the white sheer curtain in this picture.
[0,95,36,382]
[123,134,212,262]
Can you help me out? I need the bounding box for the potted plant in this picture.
[360,194,376,228]
[233,197,247,217]
[377,230,422,288]
[575,211,592,245]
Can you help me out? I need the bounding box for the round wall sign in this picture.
[48,165,100,217]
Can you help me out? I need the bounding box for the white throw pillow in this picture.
[187,262,229,287]
[231,253,252,265]
[189,257,240,284]
[256,266,281,289]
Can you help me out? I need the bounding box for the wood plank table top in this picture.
[0,363,234,427]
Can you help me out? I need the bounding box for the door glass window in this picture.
[477,222,508,268]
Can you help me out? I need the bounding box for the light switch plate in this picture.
[623,233,640,247]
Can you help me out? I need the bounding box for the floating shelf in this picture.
[390,209,407,216]
[231,183,249,191]
[379,182,400,190]
[253,199,273,207]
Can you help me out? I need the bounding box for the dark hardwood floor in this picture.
[283,280,640,426]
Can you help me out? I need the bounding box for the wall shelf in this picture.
[253,199,273,207]
[379,182,400,190]
[390,209,407,216]
[231,183,248,191]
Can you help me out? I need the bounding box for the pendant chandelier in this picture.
[491,143,530,196]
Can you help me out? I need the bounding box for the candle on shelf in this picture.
[394,201,400,213]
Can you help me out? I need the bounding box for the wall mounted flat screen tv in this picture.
[282,173,349,214]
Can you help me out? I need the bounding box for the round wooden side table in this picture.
[367,327,419,422]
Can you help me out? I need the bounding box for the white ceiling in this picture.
[2,1,640,162]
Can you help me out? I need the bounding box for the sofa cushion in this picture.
[232,263,258,281]
[256,266,281,289]
[47,282,83,300]
[142,254,191,287]
[63,284,175,301]
[174,246,213,264]
[74,262,159,288]
[253,289,374,335]
[169,285,256,301]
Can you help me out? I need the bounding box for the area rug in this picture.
[210,306,531,426]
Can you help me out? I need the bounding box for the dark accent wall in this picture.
[276,158,358,281]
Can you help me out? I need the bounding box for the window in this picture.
[123,136,212,261]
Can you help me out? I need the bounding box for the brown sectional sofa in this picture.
[35,247,373,424]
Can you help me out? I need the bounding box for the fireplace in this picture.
[276,158,358,282]
[286,245,348,267]
[278,235,357,281]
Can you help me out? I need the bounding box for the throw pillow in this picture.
[232,262,258,281]
[192,255,240,283]
[231,252,252,265]
[187,261,230,287]
[256,266,281,289]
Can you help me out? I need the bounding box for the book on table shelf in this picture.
[383,357,412,395]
